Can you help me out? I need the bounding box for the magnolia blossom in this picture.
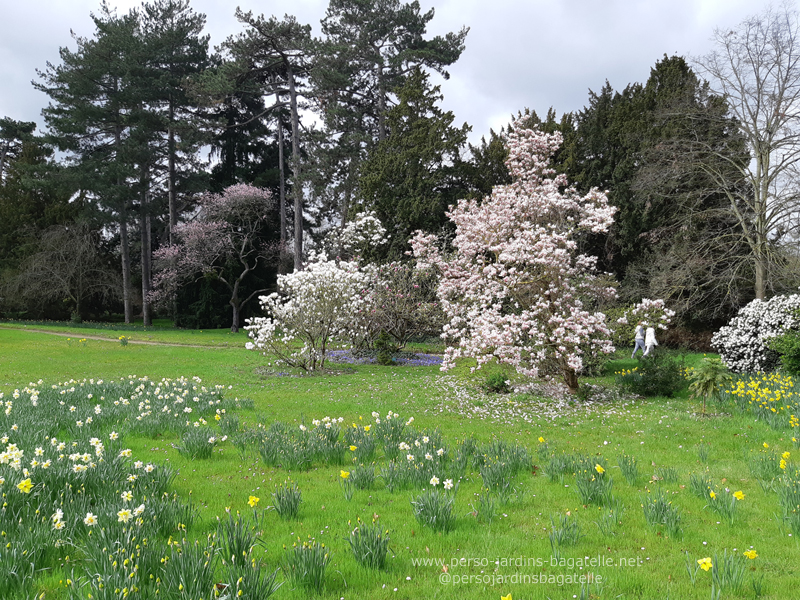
[411,118,616,392]
[245,253,376,370]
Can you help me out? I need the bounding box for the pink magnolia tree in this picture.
[411,119,617,392]
[151,184,275,332]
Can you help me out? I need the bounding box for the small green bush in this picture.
[769,329,800,375]
[482,372,511,394]
[615,353,686,398]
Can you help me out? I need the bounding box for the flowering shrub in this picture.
[711,294,800,373]
[412,117,616,391]
[151,184,275,332]
[245,254,375,370]
[614,298,675,348]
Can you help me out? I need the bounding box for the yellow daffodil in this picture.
[595,464,605,474]
[17,478,33,494]
[763,442,769,449]
[247,495,259,508]
[501,594,513,600]
[709,490,716,499]
[350,445,357,452]
[340,470,350,479]
[364,425,370,432]
[780,459,787,470]
[538,437,545,443]
[743,549,758,559]
[782,451,790,460]
[733,490,744,500]
[698,557,712,571]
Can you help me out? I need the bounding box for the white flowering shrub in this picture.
[711,294,800,373]
[613,298,676,349]
[245,253,376,370]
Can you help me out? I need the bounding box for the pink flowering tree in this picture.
[150,184,275,332]
[411,119,617,392]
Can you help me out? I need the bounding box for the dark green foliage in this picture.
[769,329,800,375]
[562,56,751,326]
[615,352,686,397]
[482,372,511,394]
[375,331,398,365]
[357,69,470,260]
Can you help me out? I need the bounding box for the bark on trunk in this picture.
[288,64,303,271]
[140,167,152,327]
[120,211,133,324]
[278,112,287,274]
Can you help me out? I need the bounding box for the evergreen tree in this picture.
[357,69,469,260]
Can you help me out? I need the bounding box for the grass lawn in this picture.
[0,326,798,600]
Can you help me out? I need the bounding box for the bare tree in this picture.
[695,4,800,299]
[8,222,120,321]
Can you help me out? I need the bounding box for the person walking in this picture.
[632,322,646,359]
[643,326,658,357]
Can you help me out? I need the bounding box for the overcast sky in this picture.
[0,0,780,145]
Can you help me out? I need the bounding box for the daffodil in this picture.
[17,478,33,494]
[538,437,545,443]
[248,495,259,507]
[501,594,513,600]
[733,490,744,500]
[350,445,357,452]
[595,464,605,474]
[709,490,716,499]
[763,442,769,449]
[743,549,758,559]
[698,557,712,571]
[782,451,791,460]
[340,470,350,480]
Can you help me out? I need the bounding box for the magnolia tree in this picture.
[150,184,275,332]
[411,119,617,392]
[712,294,800,372]
[245,253,374,370]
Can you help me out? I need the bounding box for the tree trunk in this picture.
[140,166,152,327]
[120,210,133,324]
[115,122,133,324]
[278,111,287,274]
[563,366,579,394]
[288,63,303,271]
[230,299,240,334]
[168,114,180,324]
[377,65,386,142]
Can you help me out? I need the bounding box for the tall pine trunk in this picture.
[278,111,287,274]
[288,64,303,271]
[115,123,133,324]
[139,164,152,327]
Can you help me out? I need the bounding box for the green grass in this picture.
[1,326,798,599]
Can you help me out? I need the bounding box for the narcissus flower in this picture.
[340,470,350,480]
[697,557,712,571]
[17,478,33,494]
[248,495,259,507]
[595,464,605,474]
[733,490,745,500]
[743,549,758,559]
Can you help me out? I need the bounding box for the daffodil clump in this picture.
[0,375,240,599]
[723,372,799,429]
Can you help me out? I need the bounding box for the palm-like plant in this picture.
[688,357,732,414]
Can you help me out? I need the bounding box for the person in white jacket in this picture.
[632,322,646,358]
[643,326,658,356]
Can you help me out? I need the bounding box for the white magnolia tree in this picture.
[245,253,375,370]
[411,117,617,392]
